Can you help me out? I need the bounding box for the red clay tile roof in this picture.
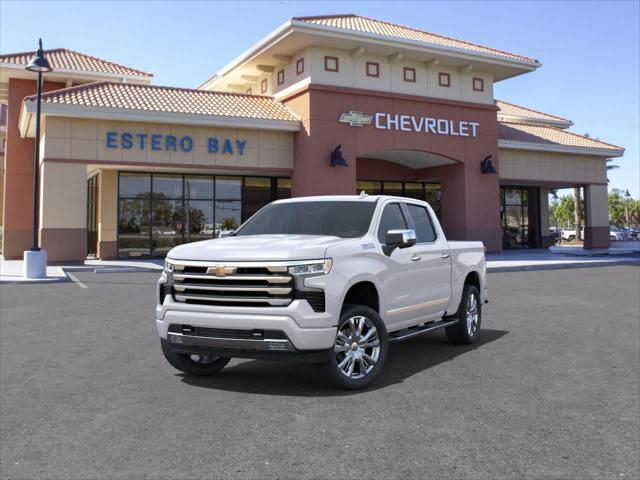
[499,122,624,153]
[497,100,572,126]
[293,14,538,64]
[0,48,152,78]
[26,81,299,122]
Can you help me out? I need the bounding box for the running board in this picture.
[388,318,459,343]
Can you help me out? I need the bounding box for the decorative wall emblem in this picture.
[338,111,374,127]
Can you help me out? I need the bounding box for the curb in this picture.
[488,259,640,273]
[95,267,160,273]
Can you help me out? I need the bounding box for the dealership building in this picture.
[0,14,624,261]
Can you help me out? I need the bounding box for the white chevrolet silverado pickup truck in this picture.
[157,194,487,389]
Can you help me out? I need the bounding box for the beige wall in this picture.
[40,162,86,229]
[42,117,294,171]
[267,46,494,104]
[585,184,609,228]
[499,149,607,184]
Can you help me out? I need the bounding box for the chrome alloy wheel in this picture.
[189,354,219,365]
[465,292,479,336]
[334,316,381,379]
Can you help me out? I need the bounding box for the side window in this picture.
[377,203,407,243]
[406,204,437,243]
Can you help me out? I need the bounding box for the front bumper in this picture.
[156,295,338,352]
[163,326,332,362]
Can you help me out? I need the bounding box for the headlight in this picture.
[164,259,175,272]
[288,259,332,276]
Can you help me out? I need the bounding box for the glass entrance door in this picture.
[501,186,540,248]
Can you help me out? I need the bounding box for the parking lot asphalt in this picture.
[1,266,638,479]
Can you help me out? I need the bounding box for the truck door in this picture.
[376,202,424,327]
[402,202,452,318]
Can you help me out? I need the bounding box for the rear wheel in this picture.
[161,338,231,376]
[324,305,388,390]
[446,284,481,345]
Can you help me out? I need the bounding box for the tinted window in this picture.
[377,203,407,243]
[236,201,375,238]
[406,204,437,243]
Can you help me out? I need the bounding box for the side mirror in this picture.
[218,230,235,238]
[383,229,416,256]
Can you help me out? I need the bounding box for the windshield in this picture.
[236,201,376,238]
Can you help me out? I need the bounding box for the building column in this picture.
[584,184,610,249]
[39,161,87,262]
[539,187,553,247]
[98,170,118,259]
[285,91,357,196]
[1,78,66,259]
[423,162,502,252]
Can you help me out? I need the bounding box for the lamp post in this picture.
[552,191,559,243]
[624,189,631,230]
[23,39,52,279]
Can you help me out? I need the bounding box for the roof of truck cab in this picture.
[274,195,381,203]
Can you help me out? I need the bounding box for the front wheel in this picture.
[446,284,482,344]
[161,338,231,376]
[323,305,388,390]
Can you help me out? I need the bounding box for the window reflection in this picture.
[116,173,289,257]
[216,201,242,236]
[216,176,241,199]
[186,200,214,242]
[118,197,150,257]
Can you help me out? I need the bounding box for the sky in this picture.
[1,0,638,197]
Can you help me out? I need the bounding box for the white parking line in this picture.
[66,272,88,289]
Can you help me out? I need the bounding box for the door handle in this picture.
[440,253,450,259]
[411,255,422,262]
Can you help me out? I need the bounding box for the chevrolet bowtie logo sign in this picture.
[207,265,236,277]
[339,111,373,127]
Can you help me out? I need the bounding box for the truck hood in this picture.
[167,234,347,262]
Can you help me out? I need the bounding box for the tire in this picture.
[323,304,388,390]
[567,235,575,242]
[446,284,482,345]
[161,338,231,376]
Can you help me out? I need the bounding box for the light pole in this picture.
[552,191,559,243]
[625,189,631,230]
[23,39,52,279]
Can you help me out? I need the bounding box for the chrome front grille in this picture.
[169,262,294,307]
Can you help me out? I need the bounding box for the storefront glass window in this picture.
[383,182,403,197]
[117,173,288,258]
[216,176,241,200]
[185,176,214,200]
[119,173,151,197]
[151,199,184,255]
[354,181,441,218]
[153,175,183,198]
[243,177,272,219]
[501,186,538,249]
[403,182,424,200]
[356,181,382,195]
[186,199,214,242]
[118,197,151,257]
[216,201,242,234]
[277,178,291,199]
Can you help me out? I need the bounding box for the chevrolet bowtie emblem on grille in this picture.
[207,265,236,277]
[339,111,373,127]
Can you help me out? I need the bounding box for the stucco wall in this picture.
[273,46,494,105]
[499,148,607,184]
[42,117,294,171]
